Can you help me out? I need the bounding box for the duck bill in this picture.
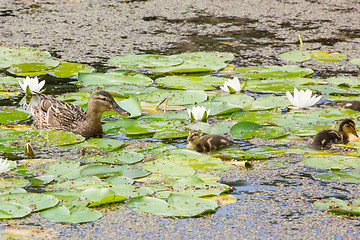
[353,131,359,138]
[112,102,130,116]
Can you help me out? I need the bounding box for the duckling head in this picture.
[187,130,201,145]
[88,91,130,116]
[339,119,359,137]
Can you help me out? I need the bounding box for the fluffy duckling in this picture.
[337,101,360,112]
[31,91,130,138]
[186,130,232,152]
[309,119,358,150]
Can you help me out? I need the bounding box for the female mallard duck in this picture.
[309,119,358,150]
[31,91,130,138]
[186,130,232,152]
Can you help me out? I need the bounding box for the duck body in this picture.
[31,91,130,138]
[309,119,358,150]
[186,130,232,152]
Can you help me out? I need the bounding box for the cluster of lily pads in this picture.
[0,46,359,224]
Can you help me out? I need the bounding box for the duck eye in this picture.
[98,97,107,101]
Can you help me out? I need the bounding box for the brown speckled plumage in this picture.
[309,119,358,150]
[31,91,130,138]
[186,130,232,152]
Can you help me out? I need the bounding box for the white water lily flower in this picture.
[187,106,210,121]
[19,76,45,95]
[286,88,321,109]
[0,158,10,174]
[19,95,41,112]
[220,77,242,93]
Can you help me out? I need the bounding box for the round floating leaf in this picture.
[0,188,27,196]
[325,77,360,87]
[278,50,312,62]
[117,96,142,118]
[110,184,154,198]
[109,54,183,68]
[235,65,314,79]
[0,179,30,188]
[0,193,59,212]
[315,169,360,184]
[85,152,144,165]
[127,193,218,217]
[245,79,295,93]
[232,111,278,124]
[40,205,102,223]
[81,187,126,207]
[121,165,150,179]
[105,176,134,185]
[144,89,207,106]
[303,156,360,170]
[0,109,31,123]
[349,58,360,65]
[78,70,153,87]
[39,130,85,146]
[42,160,81,180]
[195,102,242,115]
[143,159,195,177]
[230,121,287,139]
[311,50,347,62]
[212,93,254,108]
[248,95,289,110]
[172,176,231,197]
[313,197,360,216]
[309,85,356,95]
[8,59,60,76]
[155,75,227,90]
[186,121,237,135]
[152,52,234,73]
[48,62,95,78]
[81,138,124,151]
[80,164,124,177]
[0,202,32,219]
[0,46,51,69]
[153,129,188,139]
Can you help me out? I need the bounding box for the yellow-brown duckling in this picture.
[186,130,232,152]
[31,91,130,138]
[309,119,358,150]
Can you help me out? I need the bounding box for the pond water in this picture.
[0,0,360,239]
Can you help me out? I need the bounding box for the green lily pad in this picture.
[303,156,360,169]
[153,129,188,139]
[8,59,60,76]
[0,193,59,212]
[81,138,124,151]
[48,62,95,78]
[78,70,153,87]
[230,122,287,139]
[213,146,284,160]
[84,152,144,165]
[232,111,278,124]
[235,65,314,79]
[349,58,360,65]
[143,159,195,177]
[0,109,31,123]
[245,79,296,93]
[127,193,218,217]
[117,96,142,118]
[311,50,347,62]
[165,149,231,171]
[211,94,254,108]
[81,187,127,207]
[0,46,51,69]
[0,179,30,188]
[144,89,207,106]
[39,130,85,146]
[194,102,242,115]
[155,75,228,90]
[309,85,358,95]
[186,121,237,135]
[152,52,234,73]
[40,205,102,223]
[313,197,360,216]
[315,169,360,183]
[325,77,360,87]
[278,50,312,62]
[80,164,124,177]
[0,202,32,219]
[109,54,184,68]
[247,95,289,110]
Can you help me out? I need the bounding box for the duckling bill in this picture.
[186,130,232,152]
[309,119,358,150]
[31,91,130,138]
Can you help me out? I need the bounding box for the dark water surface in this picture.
[1,0,360,239]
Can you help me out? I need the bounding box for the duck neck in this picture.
[85,103,104,131]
